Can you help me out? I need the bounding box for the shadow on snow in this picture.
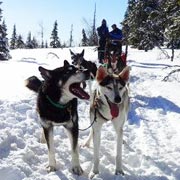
[128,95,180,125]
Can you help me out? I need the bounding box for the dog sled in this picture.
[98,38,128,73]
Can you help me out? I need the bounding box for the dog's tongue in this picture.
[109,102,119,118]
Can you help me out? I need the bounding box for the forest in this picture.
[0,0,180,60]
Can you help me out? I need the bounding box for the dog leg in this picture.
[89,121,103,178]
[65,126,83,175]
[40,128,46,144]
[87,80,92,98]
[112,119,125,175]
[81,128,93,147]
[43,126,56,172]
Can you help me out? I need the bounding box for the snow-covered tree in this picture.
[16,34,25,49]
[39,22,44,48]
[122,0,163,51]
[138,1,164,51]
[31,36,39,49]
[69,24,73,47]
[160,0,180,61]
[81,29,88,46]
[122,0,141,48]
[122,0,180,52]
[25,32,39,49]
[10,24,17,49]
[162,0,180,49]
[26,32,33,49]
[50,20,61,48]
[0,2,11,60]
[45,41,48,48]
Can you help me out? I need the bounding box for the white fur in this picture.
[83,77,129,178]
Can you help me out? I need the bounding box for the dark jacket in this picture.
[109,28,123,40]
[97,25,109,40]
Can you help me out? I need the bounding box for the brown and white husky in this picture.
[83,65,130,178]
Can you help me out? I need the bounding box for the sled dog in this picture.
[83,65,130,178]
[103,49,127,74]
[70,49,97,79]
[70,49,97,96]
[25,60,90,175]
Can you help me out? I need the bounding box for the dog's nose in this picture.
[114,95,121,103]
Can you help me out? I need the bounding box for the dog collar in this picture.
[46,95,69,109]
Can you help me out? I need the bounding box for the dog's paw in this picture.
[89,168,99,179]
[72,165,83,175]
[80,141,91,148]
[115,169,125,176]
[40,137,46,144]
[89,170,99,179]
[46,165,56,172]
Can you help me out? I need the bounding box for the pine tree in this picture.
[122,0,140,48]
[0,2,11,60]
[25,32,39,49]
[81,29,88,46]
[162,0,180,49]
[10,24,17,49]
[69,24,73,47]
[161,0,180,61]
[138,0,163,51]
[122,0,180,52]
[31,36,39,48]
[39,22,44,48]
[122,0,164,51]
[16,34,25,49]
[61,42,67,48]
[26,32,34,49]
[45,41,48,48]
[50,20,61,48]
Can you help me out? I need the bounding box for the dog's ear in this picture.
[69,49,74,56]
[96,66,108,82]
[119,66,130,82]
[81,49,84,57]
[64,60,70,67]
[39,66,51,80]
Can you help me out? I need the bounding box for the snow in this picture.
[0,47,180,180]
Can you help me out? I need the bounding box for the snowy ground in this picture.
[0,47,180,180]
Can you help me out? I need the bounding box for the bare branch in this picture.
[47,52,60,59]
[163,68,180,81]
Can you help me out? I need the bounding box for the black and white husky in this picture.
[25,60,90,175]
[83,65,130,178]
[70,49,97,97]
[70,49,97,79]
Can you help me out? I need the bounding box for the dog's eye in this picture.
[119,87,123,90]
[68,66,73,70]
[107,86,113,90]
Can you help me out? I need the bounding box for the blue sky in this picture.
[2,0,128,46]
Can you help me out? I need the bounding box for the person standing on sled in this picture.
[97,19,109,64]
[108,24,123,56]
[105,24,126,73]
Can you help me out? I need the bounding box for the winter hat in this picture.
[111,24,117,28]
[102,19,107,25]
